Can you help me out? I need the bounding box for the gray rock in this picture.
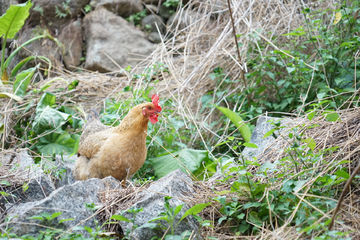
[159,4,173,19]
[120,169,197,239]
[84,7,157,72]
[145,4,158,14]
[93,0,143,17]
[27,0,89,31]
[58,19,83,71]
[0,0,19,16]
[54,155,76,188]
[0,150,55,211]
[242,116,288,161]
[148,32,163,43]
[3,176,121,237]
[141,14,165,33]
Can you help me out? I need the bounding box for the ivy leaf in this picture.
[335,170,350,180]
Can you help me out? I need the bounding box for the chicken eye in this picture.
[148,106,151,110]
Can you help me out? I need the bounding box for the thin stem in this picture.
[0,32,8,85]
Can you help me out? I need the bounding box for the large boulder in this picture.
[58,19,83,71]
[27,0,90,30]
[93,0,143,18]
[120,169,197,239]
[0,150,55,211]
[141,14,165,33]
[3,176,121,237]
[83,7,157,72]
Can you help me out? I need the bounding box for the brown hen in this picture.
[73,95,162,185]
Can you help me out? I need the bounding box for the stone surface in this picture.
[27,0,90,30]
[242,116,288,160]
[120,169,197,239]
[159,4,173,19]
[93,0,143,17]
[141,14,165,33]
[83,7,157,72]
[0,150,55,211]
[0,0,19,16]
[148,32,163,43]
[9,27,62,71]
[54,155,76,189]
[145,4,158,14]
[58,19,83,71]
[3,176,121,237]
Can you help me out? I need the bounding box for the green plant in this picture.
[110,207,143,240]
[126,10,146,26]
[163,0,181,8]
[55,0,71,18]
[147,196,211,238]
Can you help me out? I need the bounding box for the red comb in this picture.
[151,94,162,112]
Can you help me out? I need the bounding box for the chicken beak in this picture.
[155,111,162,116]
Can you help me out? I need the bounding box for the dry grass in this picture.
[0,0,354,238]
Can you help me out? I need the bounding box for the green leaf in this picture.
[40,212,51,220]
[13,66,36,96]
[263,128,275,139]
[293,179,308,192]
[110,215,131,222]
[174,204,183,217]
[286,67,296,73]
[248,211,262,226]
[27,215,44,221]
[307,111,315,121]
[0,92,23,102]
[36,92,56,112]
[180,203,212,222]
[324,112,340,122]
[243,143,258,148]
[335,170,350,180]
[0,1,33,39]
[215,106,251,142]
[59,218,75,223]
[0,180,10,186]
[50,212,62,219]
[149,216,169,222]
[149,149,211,178]
[32,106,69,134]
[301,138,316,151]
[35,132,76,155]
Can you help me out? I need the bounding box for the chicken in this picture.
[73,94,162,184]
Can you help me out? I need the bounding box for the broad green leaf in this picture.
[307,111,315,121]
[335,170,350,180]
[301,138,316,151]
[110,215,131,222]
[243,143,258,148]
[248,211,262,226]
[231,181,250,193]
[0,92,23,102]
[215,106,251,142]
[0,1,33,39]
[36,92,56,112]
[40,212,51,220]
[149,216,169,222]
[149,149,212,178]
[180,203,212,222]
[293,179,308,193]
[324,112,340,122]
[32,106,69,134]
[13,66,36,96]
[263,128,275,139]
[36,132,76,155]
